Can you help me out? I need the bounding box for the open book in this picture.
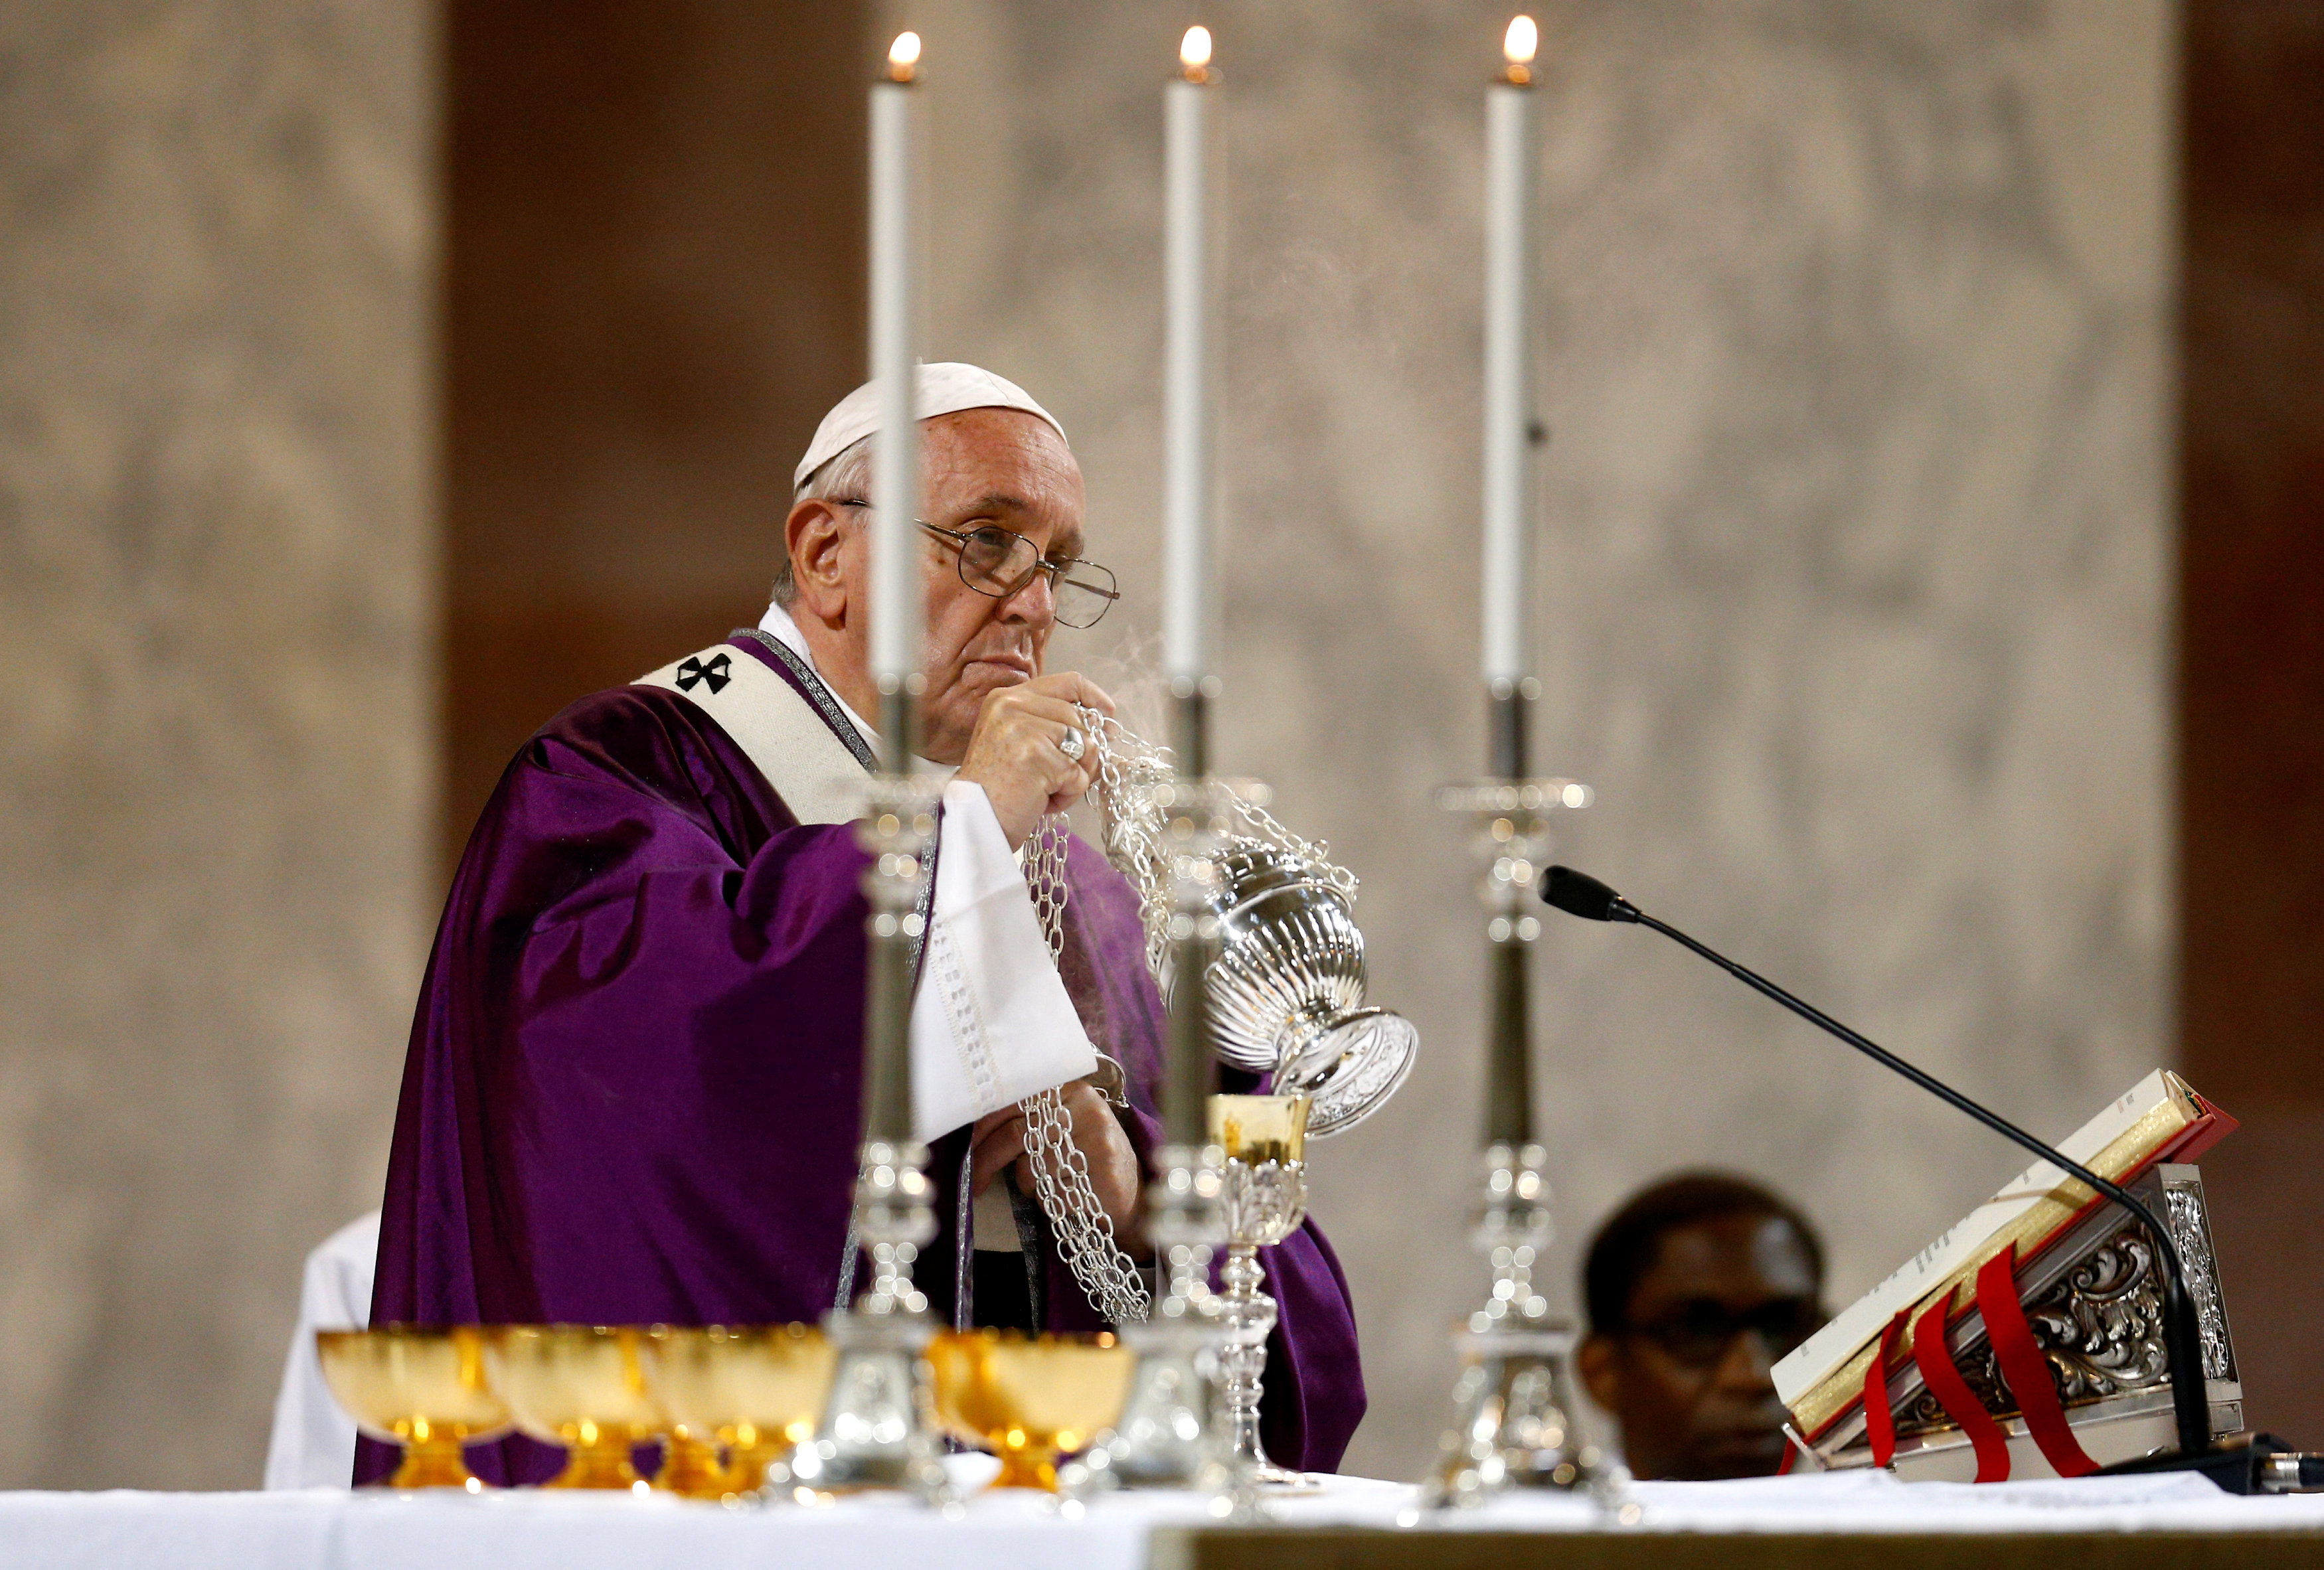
[1773,1068,2237,1441]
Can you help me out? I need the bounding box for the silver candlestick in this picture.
[1212,1093,1317,1491]
[1422,687,1608,1510]
[793,767,950,1504]
[1104,690,1237,1496]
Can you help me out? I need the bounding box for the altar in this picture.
[6,1471,2323,1570]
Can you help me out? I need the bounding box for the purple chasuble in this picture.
[360,635,1366,1485]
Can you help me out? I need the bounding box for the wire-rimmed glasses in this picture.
[836,501,1120,629]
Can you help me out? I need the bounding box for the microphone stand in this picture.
[1538,866,2215,1466]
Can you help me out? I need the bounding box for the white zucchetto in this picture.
[793,362,1068,489]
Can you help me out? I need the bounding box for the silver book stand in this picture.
[1803,1162,2246,1482]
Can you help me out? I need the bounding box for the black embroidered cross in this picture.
[675,652,732,694]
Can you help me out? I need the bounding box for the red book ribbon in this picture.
[1912,1293,2012,1482]
[1778,1436,1798,1476]
[1863,1307,1912,1468]
[1976,1243,2100,1478]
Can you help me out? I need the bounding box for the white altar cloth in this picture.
[4,1469,2321,1570]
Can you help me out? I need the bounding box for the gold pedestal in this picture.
[382,1431,475,1491]
[545,1433,642,1491]
[651,1429,728,1498]
[640,1323,837,1501]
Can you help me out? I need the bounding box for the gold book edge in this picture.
[1787,1075,2202,1440]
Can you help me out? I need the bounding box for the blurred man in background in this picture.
[1577,1173,1826,1480]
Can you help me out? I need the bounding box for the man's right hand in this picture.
[955,672,1115,848]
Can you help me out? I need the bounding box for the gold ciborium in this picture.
[484,1325,665,1489]
[317,1325,511,1490]
[642,1324,838,1499]
[927,1330,1135,1492]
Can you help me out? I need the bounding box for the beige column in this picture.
[0,2,436,1486]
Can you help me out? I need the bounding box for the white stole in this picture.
[631,639,1097,1151]
[634,642,871,825]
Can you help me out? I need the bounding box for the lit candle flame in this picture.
[1503,15,1538,65]
[887,31,922,81]
[1180,25,1213,81]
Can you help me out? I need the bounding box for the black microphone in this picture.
[1542,866,1637,925]
[1540,864,2214,1467]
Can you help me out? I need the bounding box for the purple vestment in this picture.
[361,635,1365,1484]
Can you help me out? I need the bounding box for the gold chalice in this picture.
[317,1326,511,1490]
[641,1324,837,1499]
[1210,1093,1309,1171]
[927,1329,1135,1492]
[1210,1094,1317,1488]
[483,1325,665,1489]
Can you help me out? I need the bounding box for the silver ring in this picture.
[1058,726,1086,763]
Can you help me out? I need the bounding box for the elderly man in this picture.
[363,364,1365,1486]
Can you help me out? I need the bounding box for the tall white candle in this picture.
[1165,26,1215,686]
[1482,16,1538,686]
[870,33,922,724]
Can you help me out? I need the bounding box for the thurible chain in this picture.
[1017,734,1151,1325]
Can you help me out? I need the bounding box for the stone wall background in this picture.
[0,3,435,1487]
[438,0,868,880]
[912,0,2177,1478]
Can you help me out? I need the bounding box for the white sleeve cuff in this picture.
[910,781,1099,1141]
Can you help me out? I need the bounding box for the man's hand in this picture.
[955,673,1115,849]
[969,1079,1147,1255]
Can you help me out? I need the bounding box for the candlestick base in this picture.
[1096,1143,1264,1519]
[1102,1146,1226,1486]
[793,1140,948,1504]
[1420,1142,1615,1510]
